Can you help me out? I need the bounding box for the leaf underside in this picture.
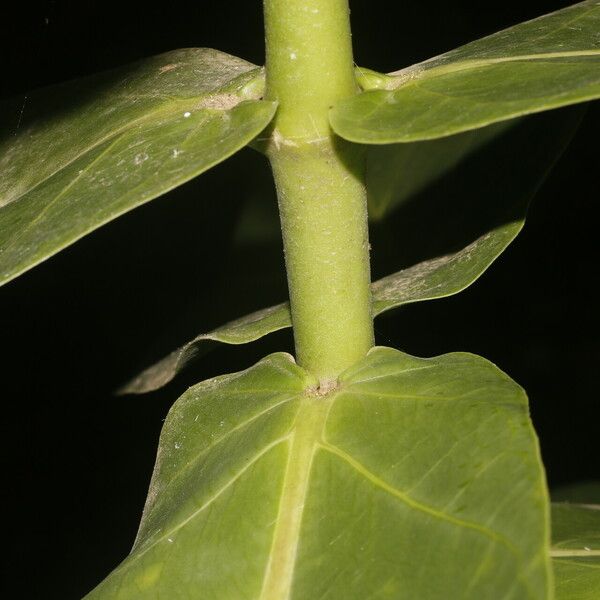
[551,503,600,600]
[0,49,276,286]
[331,0,600,143]
[365,120,515,220]
[122,108,581,394]
[88,347,551,599]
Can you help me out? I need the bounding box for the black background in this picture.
[1,1,598,598]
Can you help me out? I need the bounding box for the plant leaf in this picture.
[88,347,550,599]
[122,108,580,394]
[365,120,514,220]
[119,302,291,394]
[370,223,522,315]
[0,49,275,286]
[331,0,600,143]
[551,503,600,600]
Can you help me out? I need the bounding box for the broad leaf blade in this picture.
[0,49,276,286]
[89,353,315,599]
[331,0,600,143]
[88,347,550,599]
[551,503,600,600]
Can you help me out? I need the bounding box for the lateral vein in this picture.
[388,50,600,89]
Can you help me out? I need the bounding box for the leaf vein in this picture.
[319,442,519,550]
[131,436,290,565]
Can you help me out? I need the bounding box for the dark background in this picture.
[1,1,598,598]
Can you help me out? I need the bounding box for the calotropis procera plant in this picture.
[1,1,599,599]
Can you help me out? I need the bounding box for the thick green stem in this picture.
[264,0,374,385]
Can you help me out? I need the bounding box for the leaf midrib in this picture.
[1,133,126,258]
[551,549,600,557]
[258,376,534,599]
[141,392,300,520]
[259,394,334,600]
[1,98,186,208]
[98,435,288,593]
[1,76,259,209]
[386,50,600,91]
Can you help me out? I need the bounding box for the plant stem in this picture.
[264,0,374,386]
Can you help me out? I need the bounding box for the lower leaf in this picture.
[89,348,551,599]
[551,503,600,600]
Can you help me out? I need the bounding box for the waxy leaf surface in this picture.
[89,347,550,599]
[123,109,580,394]
[0,49,275,286]
[551,503,600,600]
[331,0,600,143]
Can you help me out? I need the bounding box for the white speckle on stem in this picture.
[168,538,173,543]
[290,52,297,60]
[172,148,181,158]
[183,111,191,118]
[133,152,148,166]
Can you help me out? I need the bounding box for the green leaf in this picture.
[370,223,522,315]
[551,503,600,600]
[365,120,514,220]
[88,347,550,599]
[331,1,600,143]
[123,108,580,394]
[0,49,276,286]
[119,302,291,394]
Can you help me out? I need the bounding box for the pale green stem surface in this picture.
[264,0,374,384]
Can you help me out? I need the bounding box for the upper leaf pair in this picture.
[1,1,599,288]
